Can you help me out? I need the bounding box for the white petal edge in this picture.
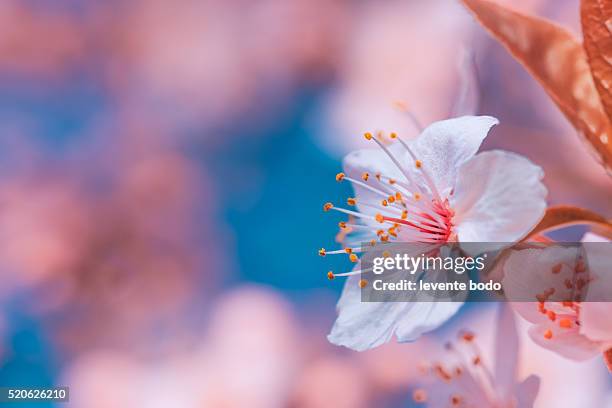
[409,115,498,196]
[527,324,600,361]
[327,274,461,351]
[451,150,547,250]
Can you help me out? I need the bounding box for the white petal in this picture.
[451,150,546,247]
[409,115,498,196]
[582,240,612,303]
[328,274,410,351]
[579,303,612,344]
[527,324,600,360]
[502,247,577,306]
[341,115,498,219]
[327,274,461,351]
[393,301,462,342]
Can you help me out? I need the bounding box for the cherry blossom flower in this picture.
[413,305,540,408]
[319,116,546,350]
[321,115,547,351]
[503,233,612,363]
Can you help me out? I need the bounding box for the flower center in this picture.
[382,197,454,242]
[536,256,590,340]
[320,130,457,281]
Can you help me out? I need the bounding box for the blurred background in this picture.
[0,0,611,407]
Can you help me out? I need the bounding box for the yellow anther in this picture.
[390,132,397,139]
[401,210,408,219]
[375,213,384,223]
[382,250,391,258]
[369,239,376,246]
[338,221,347,229]
[347,197,356,206]
[381,199,388,207]
[359,279,368,288]
[376,229,385,236]
[327,271,335,280]
[323,202,333,211]
[380,235,389,242]
[395,192,402,200]
[375,173,381,181]
[364,132,373,140]
[318,248,326,257]
[335,172,345,182]
[349,253,358,262]
[413,193,421,201]
[389,178,396,185]
[344,248,352,254]
[544,329,553,339]
[415,160,422,169]
[559,318,572,329]
[388,195,395,203]
[362,172,369,181]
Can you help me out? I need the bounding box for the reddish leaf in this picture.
[462,0,612,172]
[526,205,612,238]
[582,0,612,120]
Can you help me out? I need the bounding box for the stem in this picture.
[524,205,612,240]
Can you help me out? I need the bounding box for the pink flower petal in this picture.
[410,115,498,196]
[528,323,600,361]
[452,150,546,245]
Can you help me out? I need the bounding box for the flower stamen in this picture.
[364,131,425,194]
[331,267,374,277]
[393,133,443,202]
